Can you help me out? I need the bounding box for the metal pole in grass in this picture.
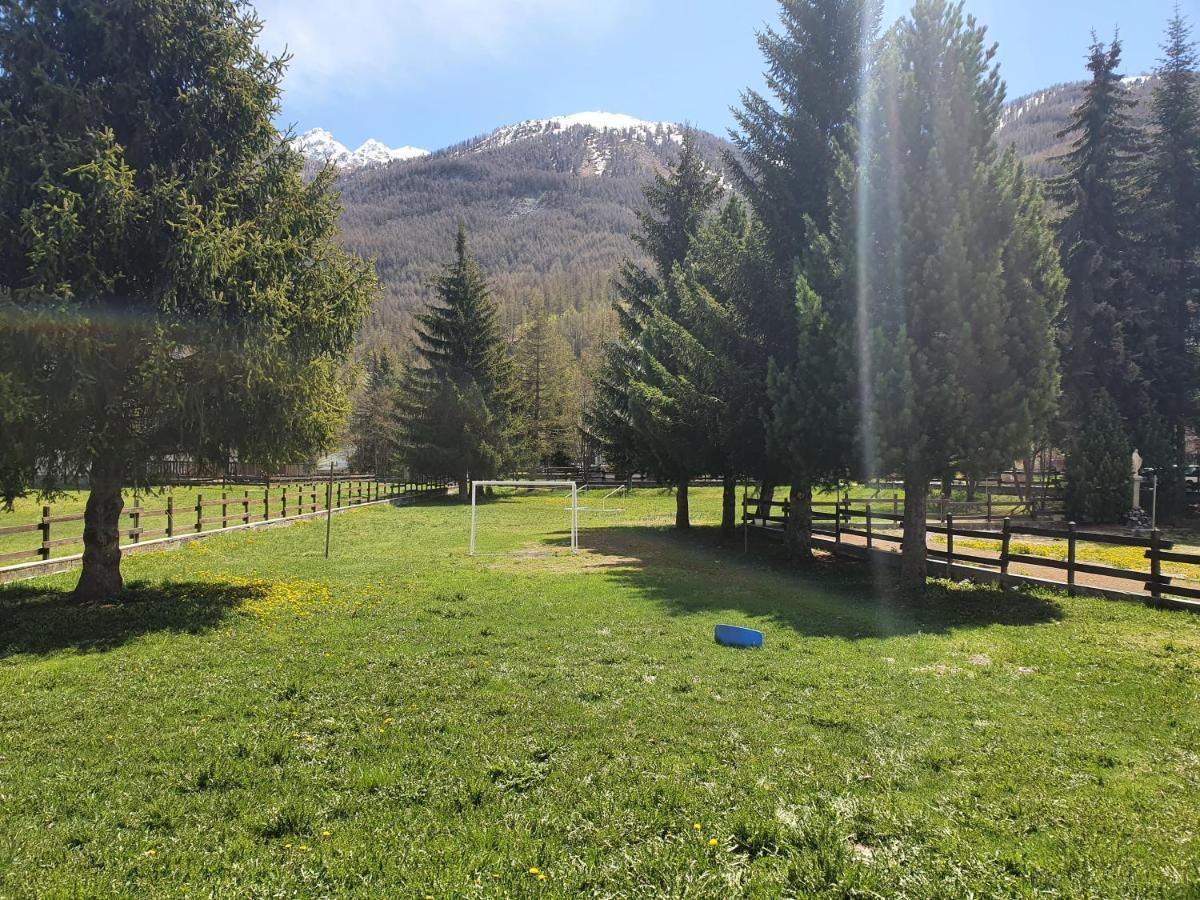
[1151,473,1159,530]
[324,461,334,558]
[470,479,477,556]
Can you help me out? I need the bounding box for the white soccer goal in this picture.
[469,480,578,556]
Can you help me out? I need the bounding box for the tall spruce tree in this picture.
[398,226,514,499]
[728,0,880,558]
[687,198,782,534]
[859,0,1062,587]
[1140,10,1200,517]
[0,0,375,600]
[588,131,721,528]
[764,149,859,561]
[1052,37,1148,431]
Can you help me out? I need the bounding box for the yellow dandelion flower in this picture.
[298,845,309,851]
[693,823,701,830]
[528,867,540,875]
[145,849,157,856]
[537,874,547,881]
[708,838,718,847]
[321,830,332,836]
[284,843,292,849]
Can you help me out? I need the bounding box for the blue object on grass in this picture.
[715,624,763,648]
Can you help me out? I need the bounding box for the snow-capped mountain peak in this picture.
[293,129,429,171]
[471,112,684,153]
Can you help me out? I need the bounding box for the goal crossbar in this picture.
[469,480,579,556]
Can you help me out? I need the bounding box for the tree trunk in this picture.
[73,464,125,602]
[940,469,953,499]
[966,478,977,503]
[459,478,470,503]
[675,481,690,530]
[1023,453,1037,518]
[900,470,928,590]
[755,481,775,520]
[783,481,814,563]
[720,474,737,536]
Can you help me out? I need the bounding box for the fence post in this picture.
[166,495,174,538]
[196,494,203,533]
[132,501,140,544]
[986,488,993,524]
[243,490,250,526]
[39,505,50,561]
[263,488,270,522]
[834,499,842,545]
[866,503,873,549]
[221,492,227,530]
[1067,521,1077,596]
[1150,528,1163,605]
[946,513,955,578]
[781,497,789,532]
[337,481,342,509]
[1000,517,1012,577]
[893,493,899,518]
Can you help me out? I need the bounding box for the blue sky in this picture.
[254,0,1191,151]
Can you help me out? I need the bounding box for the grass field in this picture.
[1,487,1197,897]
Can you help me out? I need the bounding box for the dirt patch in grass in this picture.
[488,542,644,574]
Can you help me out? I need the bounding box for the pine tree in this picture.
[1140,10,1200,514]
[398,226,514,499]
[764,149,859,561]
[348,351,402,473]
[728,0,883,263]
[513,299,579,467]
[1052,36,1148,430]
[687,198,783,533]
[1065,391,1131,523]
[0,0,375,600]
[588,131,721,528]
[727,0,880,558]
[860,0,1063,587]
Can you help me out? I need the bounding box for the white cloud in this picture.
[254,0,632,98]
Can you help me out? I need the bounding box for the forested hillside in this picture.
[997,76,1156,177]
[324,76,1159,363]
[327,118,734,359]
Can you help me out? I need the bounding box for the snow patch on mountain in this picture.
[293,128,428,170]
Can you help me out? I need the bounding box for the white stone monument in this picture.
[1132,448,1143,510]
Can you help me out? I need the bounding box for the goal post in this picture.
[469,480,578,556]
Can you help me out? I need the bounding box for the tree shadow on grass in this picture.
[0,579,265,658]
[545,525,1063,640]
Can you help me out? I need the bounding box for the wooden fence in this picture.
[0,475,448,573]
[744,497,1200,611]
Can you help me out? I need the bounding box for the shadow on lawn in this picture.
[0,579,263,658]
[547,525,1063,640]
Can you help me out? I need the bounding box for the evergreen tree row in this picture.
[588,0,1198,587]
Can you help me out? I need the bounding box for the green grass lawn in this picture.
[1,488,1197,897]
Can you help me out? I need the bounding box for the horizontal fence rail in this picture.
[0,475,449,578]
[743,496,1199,611]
